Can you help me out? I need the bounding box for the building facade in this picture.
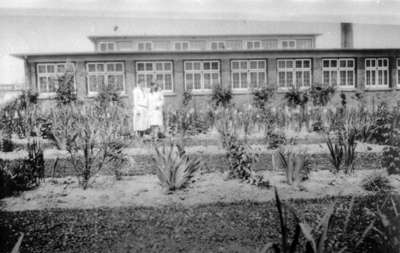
[13,23,400,109]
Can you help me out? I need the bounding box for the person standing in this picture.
[132,80,149,136]
[148,82,164,139]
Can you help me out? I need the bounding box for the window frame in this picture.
[279,40,296,49]
[135,61,174,92]
[86,62,125,97]
[174,41,190,51]
[98,41,116,52]
[365,58,389,89]
[36,62,76,96]
[209,41,226,50]
[277,59,312,91]
[244,40,262,50]
[137,41,153,51]
[184,60,221,92]
[230,59,267,91]
[322,58,355,90]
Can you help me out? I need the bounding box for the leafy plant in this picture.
[326,137,343,173]
[342,127,357,174]
[55,70,77,105]
[260,188,301,253]
[94,83,123,108]
[278,149,311,185]
[361,172,393,193]
[381,146,400,175]
[284,87,308,109]
[309,85,335,107]
[211,85,232,107]
[153,143,202,192]
[182,90,193,107]
[253,87,274,110]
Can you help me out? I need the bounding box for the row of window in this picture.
[36,58,400,94]
[98,39,299,52]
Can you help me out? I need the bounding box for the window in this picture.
[279,40,296,49]
[322,58,355,89]
[37,63,75,94]
[210,41,226,50]
[245,40,262,50]
[138,41,152,51]
[277,59,311,89]
[86,62,125,96]
[98,42,116,52]
[231,60,266,89]
[136,61,173,91]
[174,41,189,51]
[365,58,389,88]
[397,59,400,87]
[184,61,220,91]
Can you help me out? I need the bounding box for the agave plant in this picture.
[153,143,202,192]
[259,188,301,253]
[326,137,343,173]
[278,149,311,185]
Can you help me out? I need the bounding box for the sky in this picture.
[1,0,400,84]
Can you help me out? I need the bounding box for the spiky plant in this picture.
[278,150,311,185]
[153,143,202,192]
[361,172,393,193]
[326,137,343,173]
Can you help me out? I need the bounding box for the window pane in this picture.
[287,61,293,69]
[204,73,211,89]
[47,65,55,73]
[304,72,310,87]
[212,73,219,86]
[204,62,210,70]
[241,72,248,88]
[289,41,295,48]
[296,60,302,68]
[137,74,145,84]
[232,61,239,70]
[233,73,240,88]
[183,43,188,50]
[258,61,265,69]
[331,60,337,68]
[366,71,371,86]
[145,63,153,71]
[371,71,376,85]
[164,62,172,71]
[165,74,172,90]
[116,75,124,91]
[340,60,346,68]
[254,41,261,48]
[378,70,383,85]
[378,59,383,67]
[39,77,47,92]
[348,60,354,68]
[296,72,302,87]
[194,73,201,89]
[323,60,329,68]
[366,60,370,68]
[88,76,97,92]
[211,62,218,70]
[175,43,181,50]
[278,61,285,69]
[38,65,46,73]
[250,61,257,69]
[156,63,163,71]
[371,60,376,67]
[340,71,346,86]
[347,71,353,86]
[323,71,330,86]
[193,62,201,70]
[156,74,163,82]
[186,73,193,90]
[100,44,107,51]
[137,63,145,71]
[107,63,115,72]
[57,64,65,73]
[48,77,56,92]
[97,75,105,90]
[250,72,257,88]
[97,64,104,72]
[286,72,293,87]
[258,72,265,86]
[146,74,153,87]
[384,70,388,84]
[185,62,192,70]
[240,61,247,70]
[331,71,337,86]
[278,72,285,87]
[145,43,152,51]
[211,42,217,50]
[303,60,310,68]
[115,63,123,72]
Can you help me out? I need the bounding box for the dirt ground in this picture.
[2,169,399,212]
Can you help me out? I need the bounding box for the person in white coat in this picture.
[132,81,149,136]
[148,82,164,139]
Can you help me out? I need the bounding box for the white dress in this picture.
[148,91,164,127]
[132,87,149,131]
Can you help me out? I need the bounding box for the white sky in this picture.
[1,0,400,84]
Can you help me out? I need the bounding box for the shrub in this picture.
[284,87,308,108]
[211,85,232,107]
[326,137,343,173]
[153,143,202,192]
[252,87,274,110]
[278,149,311,185]
[309,85,335,107]
[94,84,123,108]
[361,172,393,193]
[381,146,400,175]
[182,90,193,107]
[65,103,127,189]
[55,70,77,105]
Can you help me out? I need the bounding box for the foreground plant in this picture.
[153,143,202,192]
[326,137,343,173]
[278,149,311,185]
[361,171,393,193]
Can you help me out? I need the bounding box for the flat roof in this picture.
[12,48,400,60]
[87,33,321,42]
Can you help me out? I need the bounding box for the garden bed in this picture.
[0,143,386,177]
[0,194,395,253]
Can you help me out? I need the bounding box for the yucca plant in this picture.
[260,188,301,253]
[326,137,343,173]
[278,150,311,185]
[342,127,357,174]
[153,143,202,192]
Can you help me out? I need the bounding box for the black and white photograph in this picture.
[1,0,400,252]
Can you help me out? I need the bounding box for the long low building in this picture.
[12,23,400,108]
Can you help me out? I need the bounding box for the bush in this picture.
[94,84,123,108]
[326,136,343,173]
[211,85,232,107]
[153,143,202,192]
[55,70,77,105]
[381,146,400,175]
[252,87,274,110]
[182,90,192,107]
[361,172,393,193]
[284,87,308,108]
[309,85,335,107]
